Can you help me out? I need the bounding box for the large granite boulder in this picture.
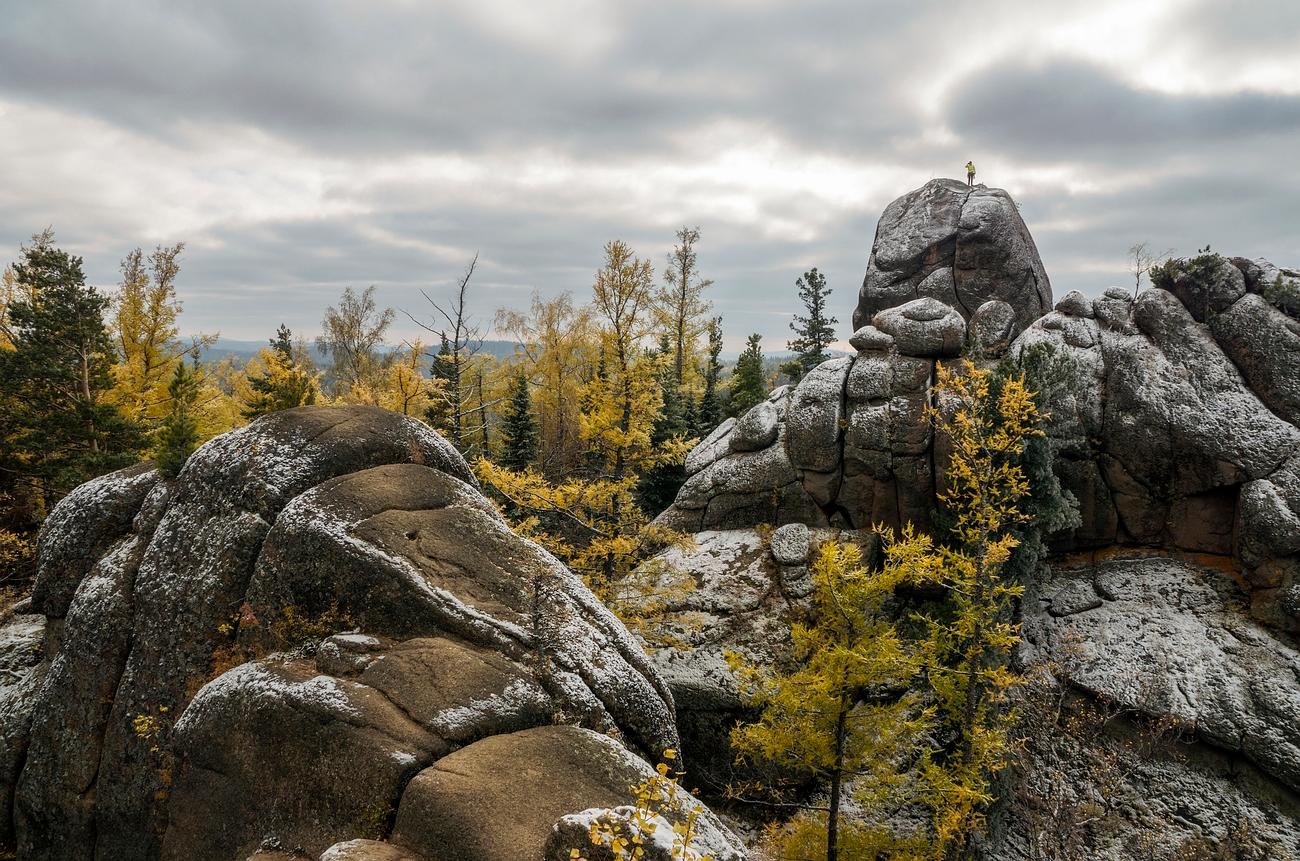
[854,179,1052,337]
[0,406,725,861]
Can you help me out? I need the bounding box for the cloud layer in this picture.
[1,0,1297,348]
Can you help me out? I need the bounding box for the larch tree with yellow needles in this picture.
[731,359,1044,860]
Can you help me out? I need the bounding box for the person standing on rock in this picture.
[966,160,976,186]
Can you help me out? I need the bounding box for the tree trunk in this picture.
[827,694,848,861]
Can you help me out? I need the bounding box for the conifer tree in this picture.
[155,357,201,478]
[729,333,767,416]
[784,267,837,382]
[0,231,146,511]
[638,336,693,512]
[243,325,318,419]
[696,316,724,432]
[424,334,456,432]
[498,370,540,470]
[732,360,1045,860]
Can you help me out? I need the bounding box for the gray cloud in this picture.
[0,0,1297,348]
[948,60,1300,159]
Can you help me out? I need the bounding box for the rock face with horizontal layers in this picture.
[649,179,1300,858]
[0,405,744,861]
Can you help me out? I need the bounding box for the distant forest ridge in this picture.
[195,337,850,366]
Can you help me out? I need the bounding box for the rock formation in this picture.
[646,180,1300,857]
[0,406,743,861]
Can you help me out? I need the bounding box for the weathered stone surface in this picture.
[628,529,871,795]
[1236,256,1300,317]
[969,299,1017,357]
[1024,555,1300,795]
[1054,289,1093,317]
[1211,292,1300,426]
[730,401,779,452]
[29,462,161,618]
[163,656,441,861]
[1161,254,1247,322]
[320,840,428,861]
[685,418,736,476]
[854,179,1051,337]
[0,614,46,852]
[547,803,745,861]
[770,523,811,565]
[872,298,966,358]
[391,726,744,861]
[848,325,894,353]
[785,357,850,473]
[7,406,692,861]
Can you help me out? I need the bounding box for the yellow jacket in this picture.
[966,162,976,174]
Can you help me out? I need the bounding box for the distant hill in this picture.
[197,338,524,365]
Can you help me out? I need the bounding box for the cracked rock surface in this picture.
[0,405,720,861]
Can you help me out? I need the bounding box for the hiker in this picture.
[966,161,976,186]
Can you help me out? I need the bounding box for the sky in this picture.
[1,0,1298,352]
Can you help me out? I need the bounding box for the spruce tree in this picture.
[729,333,767,416]
[638,337,690,512]
[243,325,317,419]
[156,358,201,478]
[786,267,837,380]
[424,334,456,434]
[696,316,724,432]
[0,232,145,509]
[498,370,539,470]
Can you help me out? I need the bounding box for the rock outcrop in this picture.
[647,180,1300,857]
[853,178,1052,337]
[0,406,742,861]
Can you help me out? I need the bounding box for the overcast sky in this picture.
[1,0,1297,351]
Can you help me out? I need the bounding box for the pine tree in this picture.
[696,316,724,432]
[498,370,540,470]
[0,231,146,511]
[786,267,837,381]
[155,358,201,478]
[243,325,318,419]
[729,333,767,416]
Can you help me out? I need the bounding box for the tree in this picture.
[155,357,201,478]
[109,243,215,426]
[379,340,435,417]
[883,359,1042,857]
[785,267,837,382]
[243,325,318,419]
[654,226,713,389]
[730,333,767,416]
[731,360,1044,859]
[730,540,926,861]
[409,255,496,453]
[638,336,694,513]
[317,285,394,400]
[1127,242,1173,298]
[0,231,145,513]
[495,291,597,478]
[582,240,662,479]
[498,369,539,470]
[696,317,724,432]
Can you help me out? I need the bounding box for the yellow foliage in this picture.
[577,749,714,861]
[475,459,691,645]
[731,360,1043,860]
